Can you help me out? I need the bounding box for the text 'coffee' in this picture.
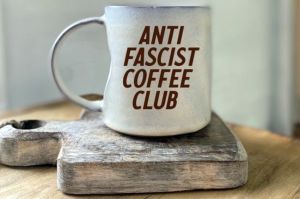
[122,26,200,110]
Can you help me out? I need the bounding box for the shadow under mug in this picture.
[50,6,211,136]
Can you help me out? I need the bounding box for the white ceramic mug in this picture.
[50,6,211,136]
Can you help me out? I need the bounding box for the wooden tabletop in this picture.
[0,100,300,199]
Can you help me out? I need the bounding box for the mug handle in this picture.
[50,16,105,111]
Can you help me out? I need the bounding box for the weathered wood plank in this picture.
[2,100,300,198]
[0,110,247,194]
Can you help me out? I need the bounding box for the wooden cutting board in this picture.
[0,110,247,194]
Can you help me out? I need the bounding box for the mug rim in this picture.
[105,5,210,9]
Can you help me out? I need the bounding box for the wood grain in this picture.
[0,99,299,198]
[0,108,247,194]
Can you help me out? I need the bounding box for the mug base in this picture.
[103,117,211,137]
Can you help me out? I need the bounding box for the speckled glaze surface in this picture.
[50,6,211,136]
